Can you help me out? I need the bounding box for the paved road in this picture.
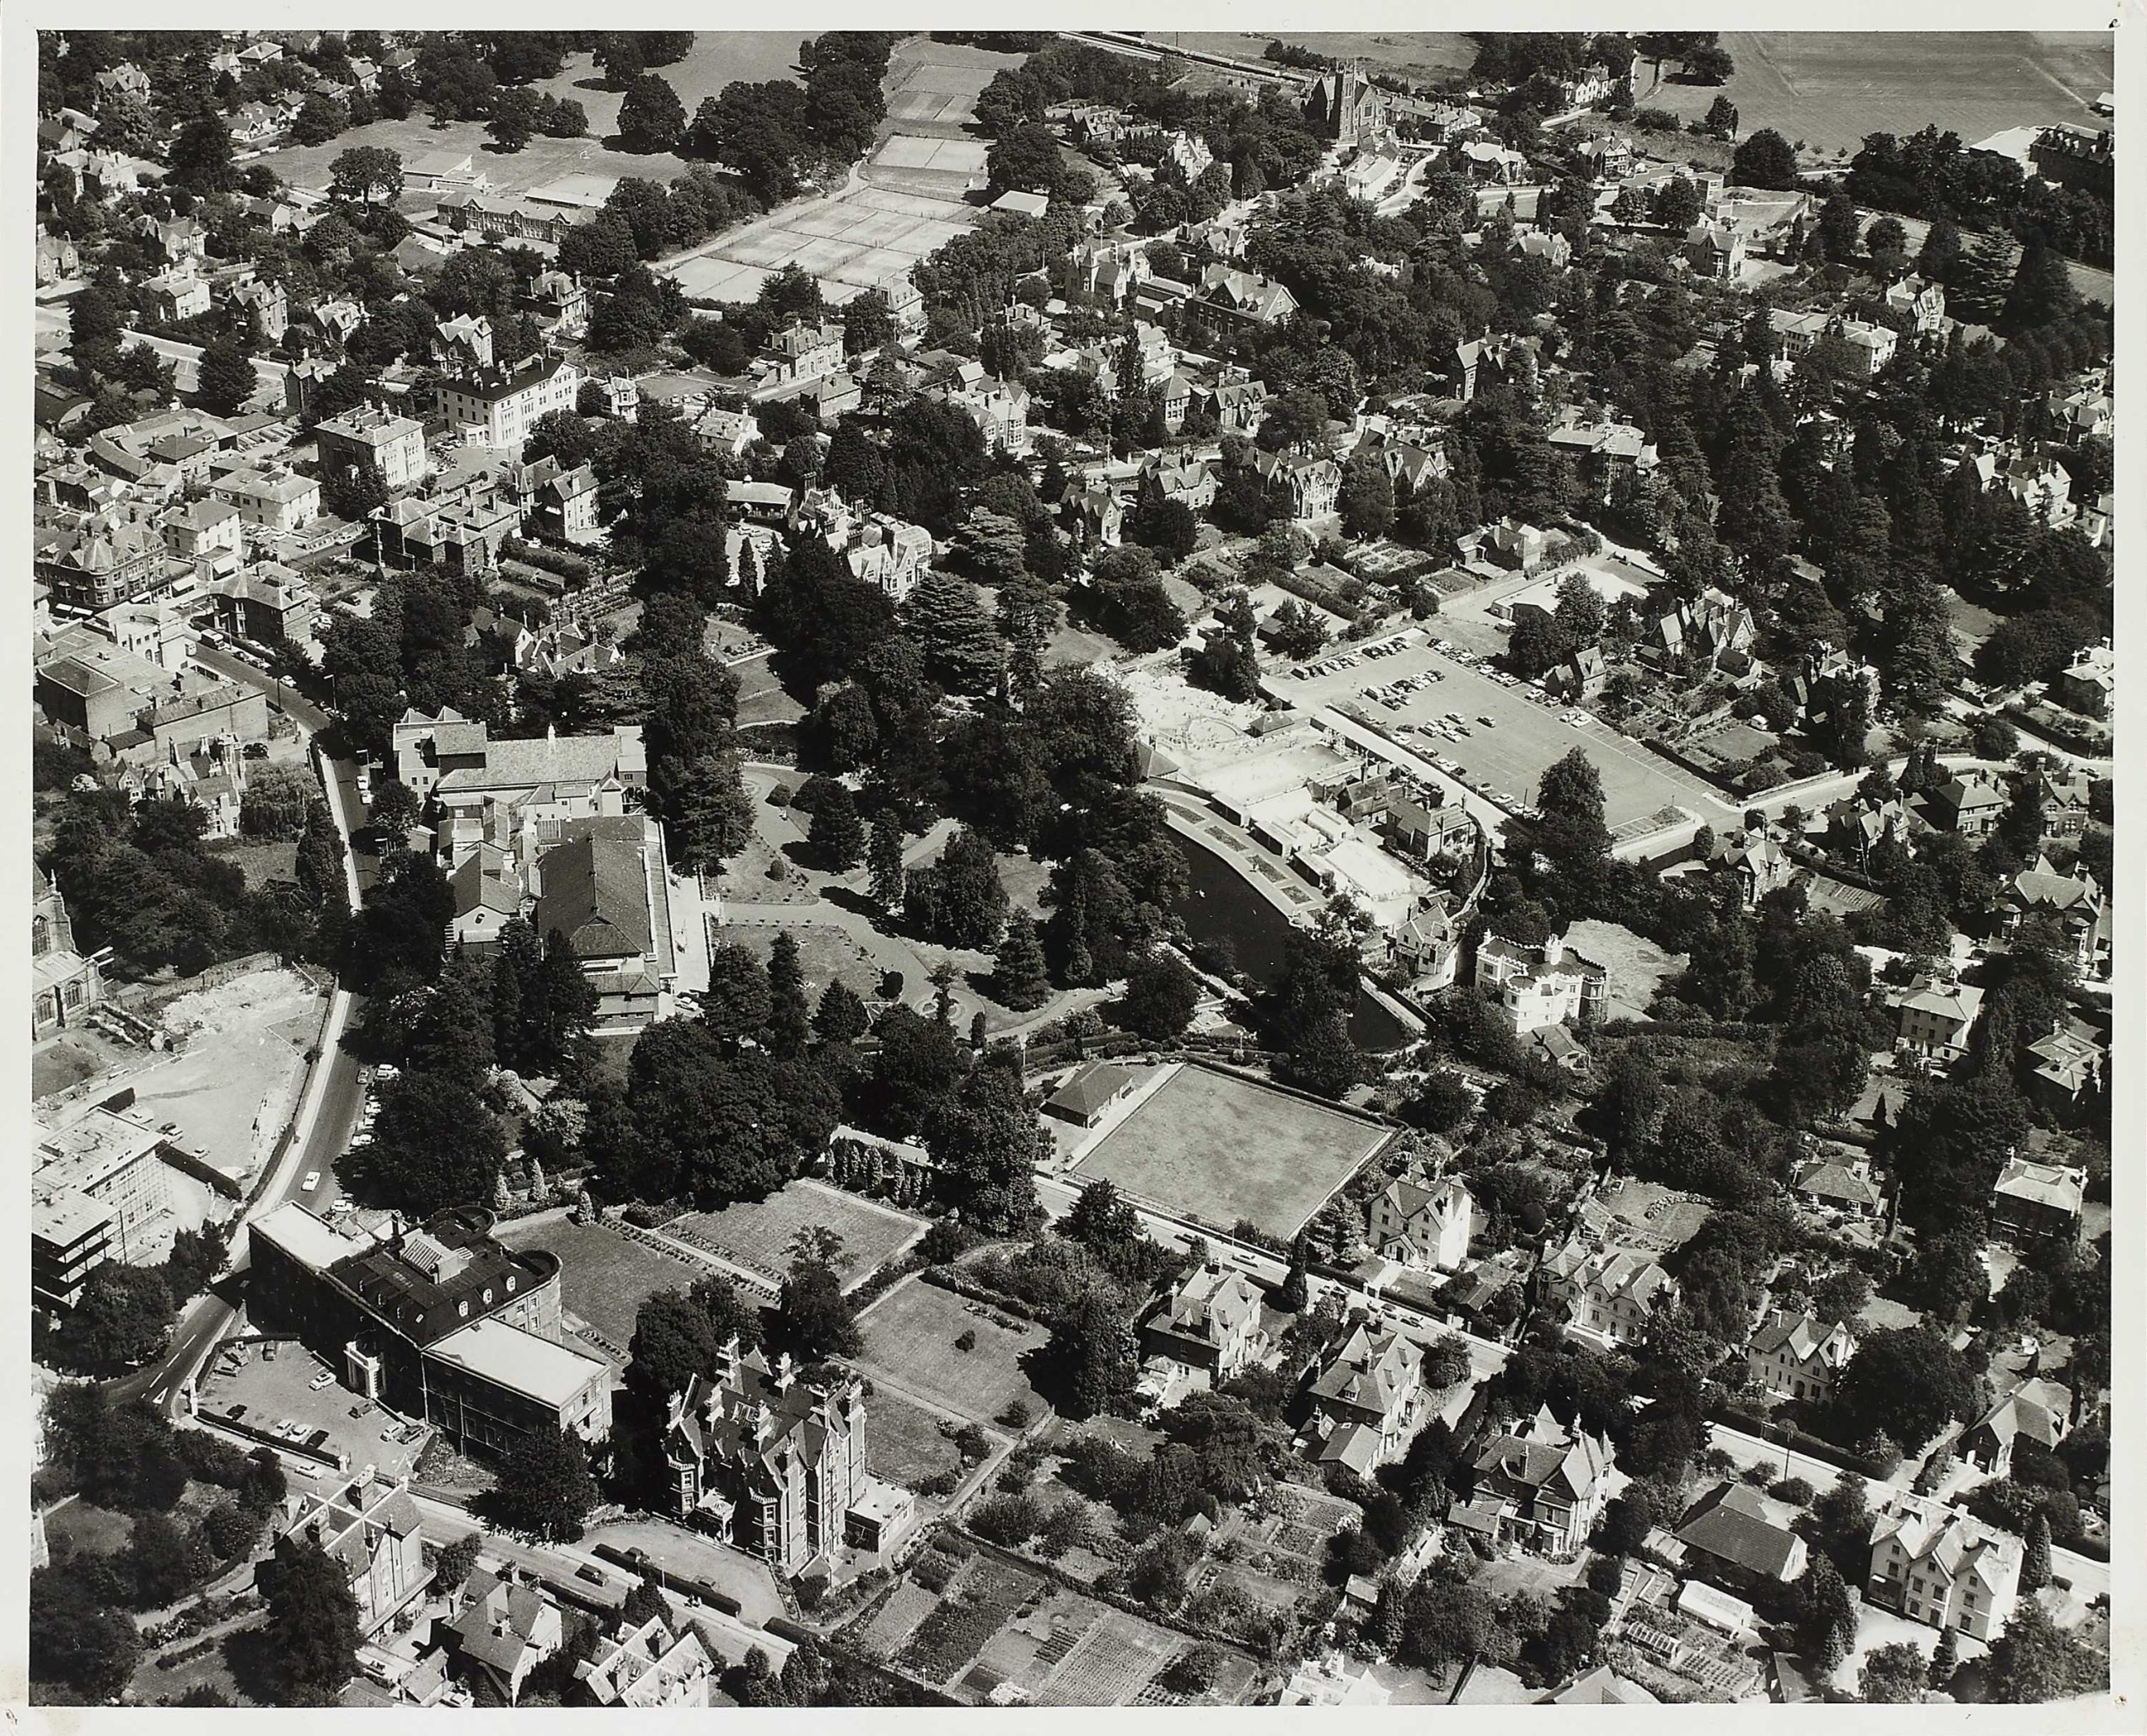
[1706,1420,2108,1606]
[108,652,369,1417]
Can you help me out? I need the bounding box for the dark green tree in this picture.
[992,909,1051,1010]
[260,1535,363,1702]
[808,782,865,871]
[1046,1291,1138,1420]
[486,1427,598,1542]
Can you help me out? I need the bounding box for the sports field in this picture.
[668,1178,924,1293]
[1067,1061,1393,1241]
[664,181,974,306]
[855,1275,1049,1427]
[495,1216,703,1348]
[1634,32,2112,160]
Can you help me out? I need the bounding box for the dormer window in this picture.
[459,1299,470,1318]
[483,1288,494,1305]
[505,1275,515,1293]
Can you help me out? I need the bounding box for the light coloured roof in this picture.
[253,1199,365,1272]
[1993,1155,2085,1214]
[427,1315,608,1408]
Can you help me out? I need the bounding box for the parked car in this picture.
[264,1342,278,1361]
[301,1171,320,1192]
[309,1370,335,1390]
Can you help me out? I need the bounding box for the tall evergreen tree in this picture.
[808,782,866,871]
[1049,1292,1138,1420]
[992,910,1050,1010]
[1999,238,2078,335]
[813,978,872,1044]
[867,813,905,906]
[1275,1234,1310,1312]
[2021,1511,2053,1590]
[765,930,812,1056]
[539,926,597,1074]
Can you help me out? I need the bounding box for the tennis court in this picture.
[663,180,975,307]
[872,135,989,176]
[889,90,979,124]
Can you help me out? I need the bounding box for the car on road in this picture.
[309,1370,335,1390]
[302,1171,320,1191]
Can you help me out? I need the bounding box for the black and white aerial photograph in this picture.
[18,17,2128,1717]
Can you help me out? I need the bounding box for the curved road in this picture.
[109,650,370,1416]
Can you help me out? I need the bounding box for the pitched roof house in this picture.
[1866,1506,2022,1641]
[1675,1480,1810,1592]
[1141,1261,1269,1380]
[662,1340,899,1575]
[1305,1322,1427,1474]
[1462,1406,1614,1557]
[1746,1310,1856,1403]
[1366,1176,1473,1273]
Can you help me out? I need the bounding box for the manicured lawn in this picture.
[855,1276,1049,1427]
[495,1217,704,1347]
[1069,1062,1393,1241]
[669,1180,923,1293]
[864,1390,963,1490]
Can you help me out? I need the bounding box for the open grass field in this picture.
[668,1179,923,1292]
[1068,1061,1393,1240]
[864,1389,964,1489]
[253,113,695,206]
[495,1215,703,1347]
[1165,30,1475,84]
[855,1275,1049,1426]
[1634,32,2112,162]
[1564,919,1688,1022]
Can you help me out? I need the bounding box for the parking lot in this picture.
[190,1336,427,1484]
[1276,631,1737,836]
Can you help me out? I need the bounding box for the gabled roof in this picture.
[1675,1481,1804,1579]
[537,833,651,961]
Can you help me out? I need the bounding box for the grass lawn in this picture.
[1565,919,1688,1023]
[495,1217,704,1347]
[1169,30,1475,82]
[44,1499,133,1557]
[723,920,880,1004]
[1069,1062,1393,1241]
[32,1029,124,1100]
[855,1276,1049,1427]
[865,1390,963,1489]
[1633,32,2111,161]
[211,839,298,889]
[668,1179,923,1292]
